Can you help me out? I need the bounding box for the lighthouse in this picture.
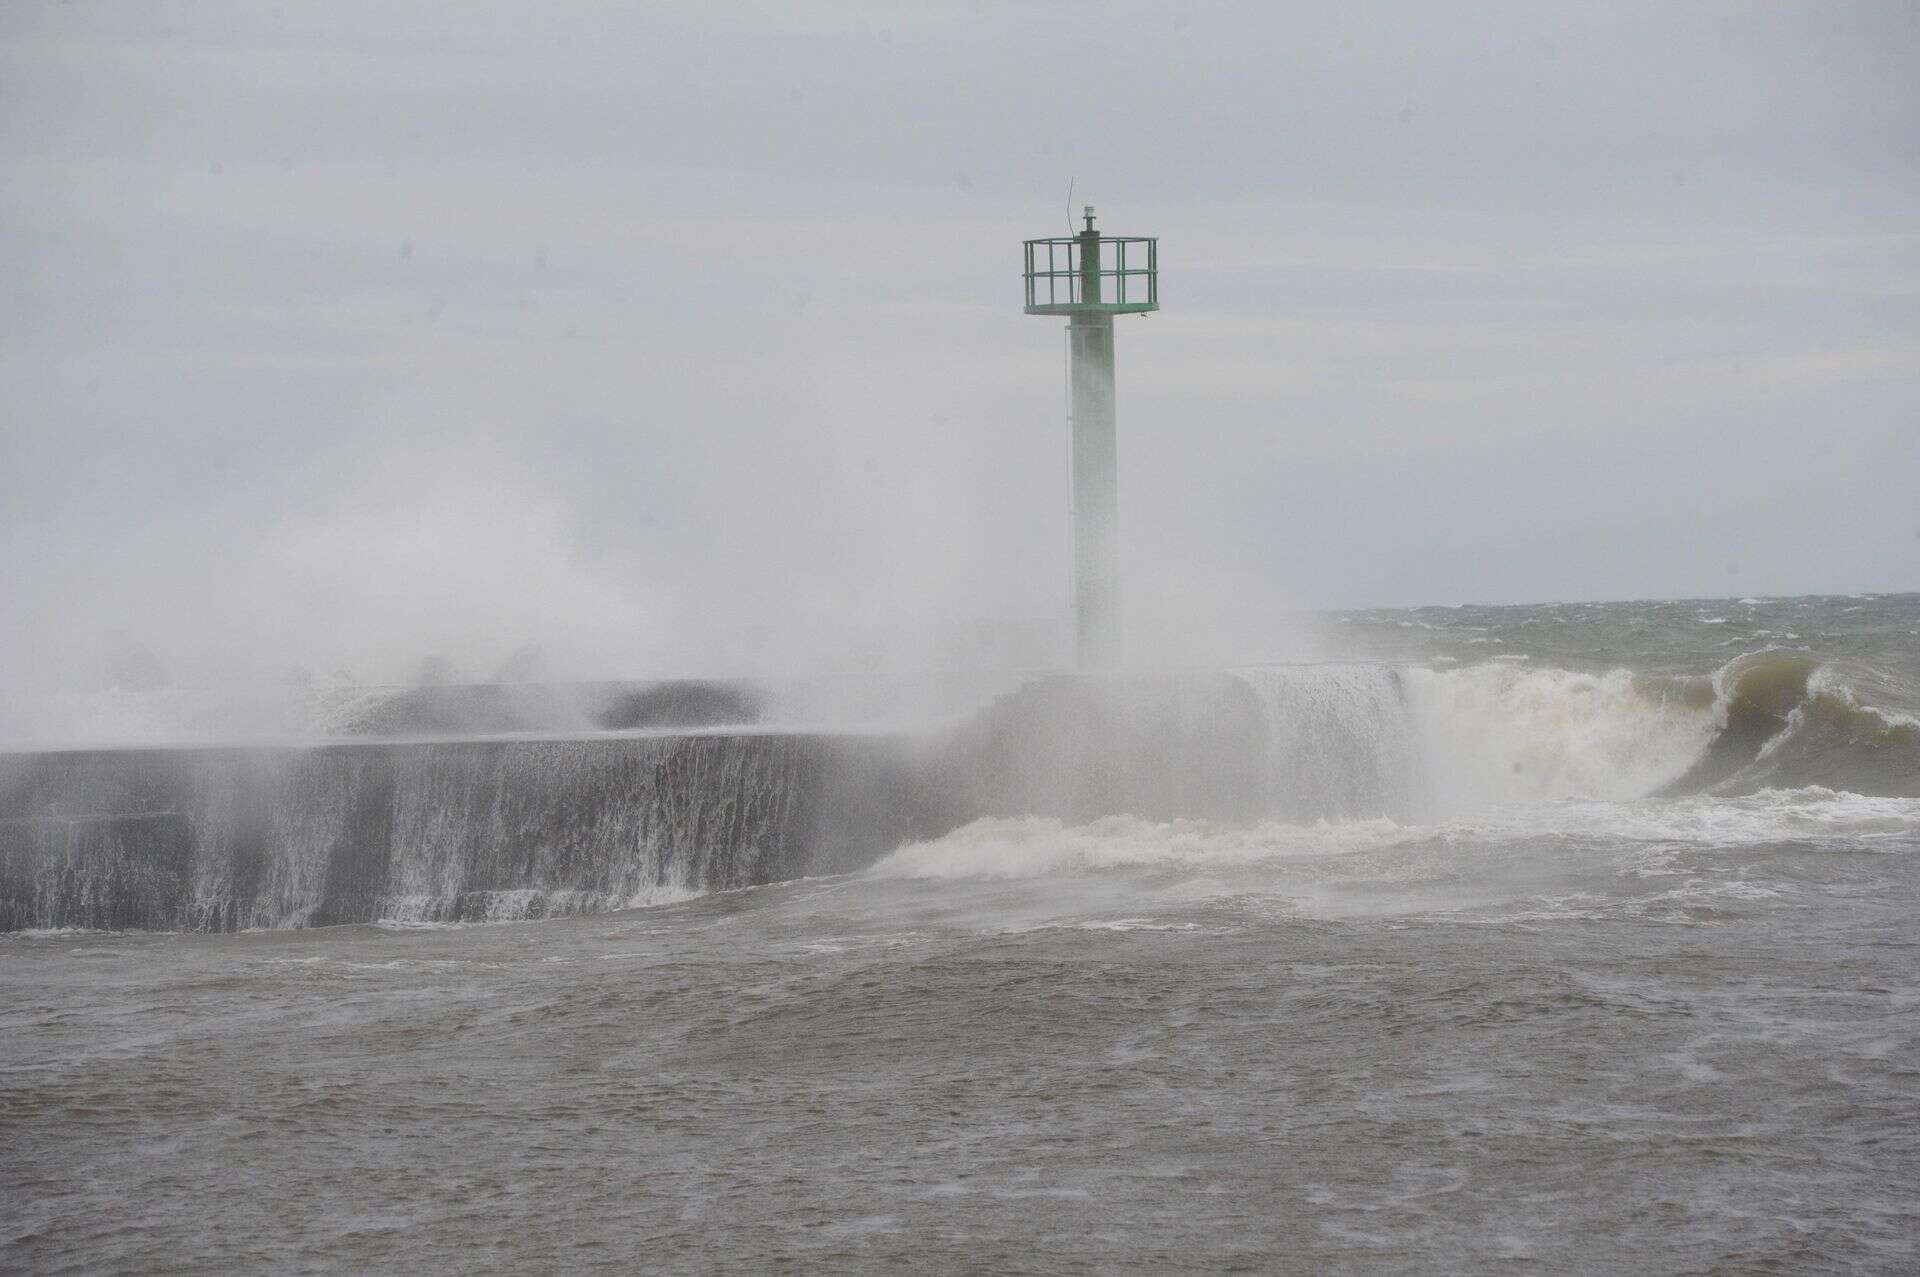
[1023,207,1158,669]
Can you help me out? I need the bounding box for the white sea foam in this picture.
[1400,665,1716,810]
[869,814,1407,881]
[1453,786,1920,843]
[869,789,1920,885]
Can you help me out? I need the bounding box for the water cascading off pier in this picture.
[0,668,1443,932]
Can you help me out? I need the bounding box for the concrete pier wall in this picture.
[0,669,1422,932]
[0,734,935,931]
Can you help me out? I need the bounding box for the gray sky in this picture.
[3,1,1916,683]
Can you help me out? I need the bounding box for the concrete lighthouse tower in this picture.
[1024,207,1158,669]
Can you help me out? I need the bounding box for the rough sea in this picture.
[5,593,1918,1273]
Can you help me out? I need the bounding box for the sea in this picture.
[4,593,1917,1273]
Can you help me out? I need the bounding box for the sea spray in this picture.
[1401,664,1717,809]
[1234,666,1424,820]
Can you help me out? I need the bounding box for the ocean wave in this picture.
[1656,650,1919,798]
[1375,650,1917,810]
[864,788,1919,929]
[1214,650,1915,828]
[1399,664,1717,808]
[870,788,1920,884]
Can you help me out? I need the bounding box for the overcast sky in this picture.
[3,1,1916,683]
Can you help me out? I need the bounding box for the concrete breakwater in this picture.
[0,733,933,932]
[0,670,1420,932]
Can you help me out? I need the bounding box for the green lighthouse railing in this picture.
[1023,234,1158,316]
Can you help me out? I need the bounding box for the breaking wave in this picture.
[1228,650,1915,823]
[872,787,1920,883]
[1652,651,1919,799]
[867,787,1920,925]
[867,647,1918,925]
[1400,663,1715,807]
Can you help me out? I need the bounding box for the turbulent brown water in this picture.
[3,593,1917,1273]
